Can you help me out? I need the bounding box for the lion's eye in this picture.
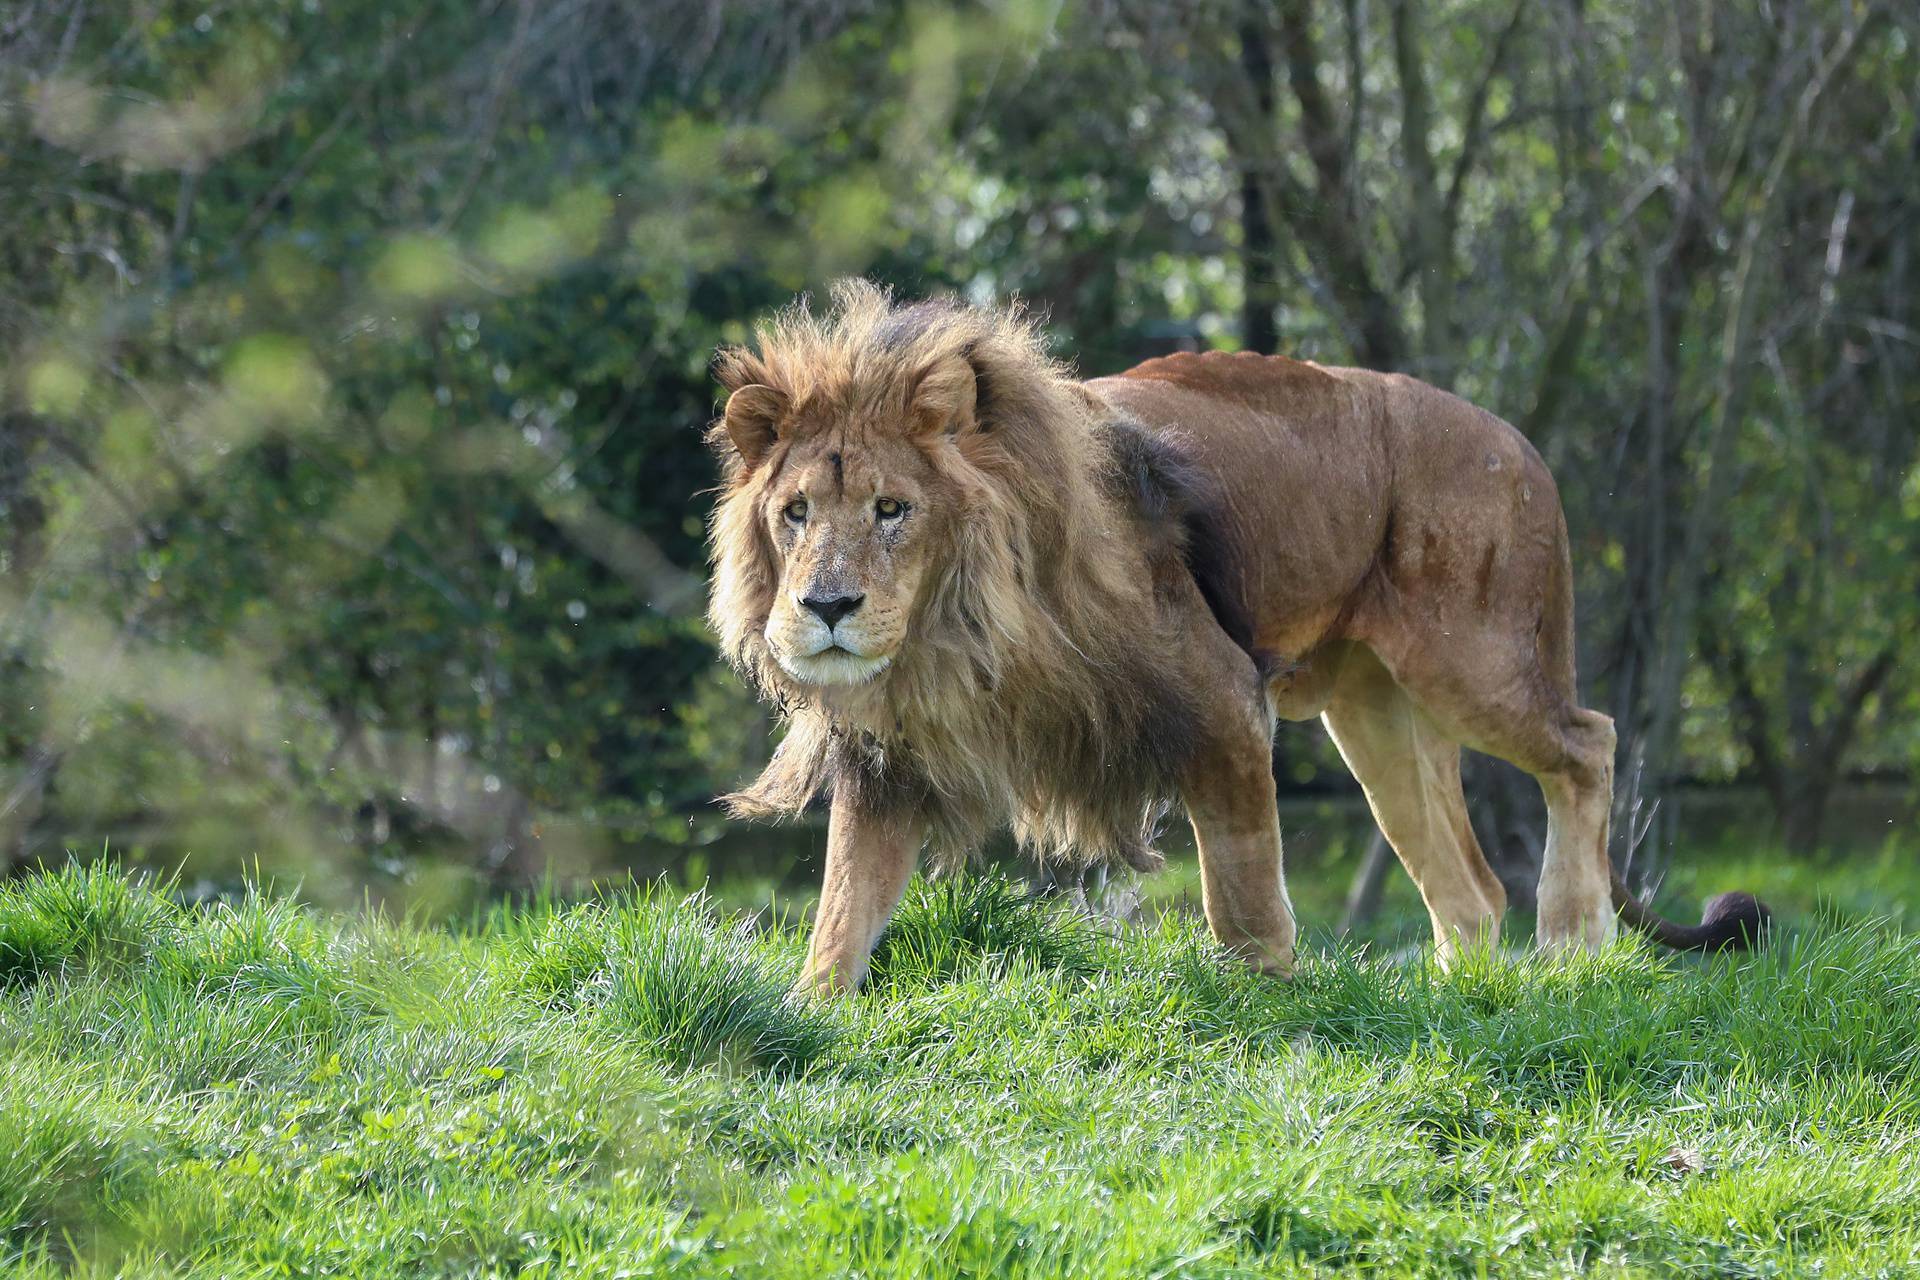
[875,497,906,520]
[782,498,808,523]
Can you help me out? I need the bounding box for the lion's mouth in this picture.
[777,644,893,686]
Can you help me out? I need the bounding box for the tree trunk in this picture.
[1338,829,1393,935]
[1237,15,1281,355]
[0,415,53,872]
[1780,781,1830,858]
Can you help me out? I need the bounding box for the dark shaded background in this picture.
[2,0,1914,917]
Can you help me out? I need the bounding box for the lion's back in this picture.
[1088,351,1562,663]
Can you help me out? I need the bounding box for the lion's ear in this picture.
[908,351,980,438]
[722,383,789,465]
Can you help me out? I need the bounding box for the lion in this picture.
[706,281,1768,994]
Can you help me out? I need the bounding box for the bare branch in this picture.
[1440,0,1528,252]
[1643,3,1890,778]
[1388,0,1447,365]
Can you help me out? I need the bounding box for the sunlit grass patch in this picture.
[0,1061,177,1263]
[156,888,331,986]
[0,860,179,986]
[488,900,614,1004]
[866,874,1108,989]
[595,889,836,1071]
[0,858,1916,1277]
[484,888,840,1071]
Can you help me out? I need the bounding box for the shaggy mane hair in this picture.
[706,281,1211,870]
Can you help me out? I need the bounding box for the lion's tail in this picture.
[1610,869,1771,952]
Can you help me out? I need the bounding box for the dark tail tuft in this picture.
[1694,891,1772,950]
[1611,871,1771,952]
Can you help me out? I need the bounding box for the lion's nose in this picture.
[799,593,864,628]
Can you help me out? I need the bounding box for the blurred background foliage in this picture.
[0,0,1915,913]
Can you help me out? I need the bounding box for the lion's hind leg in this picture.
[1357,632,1619,956]
[1350,466,1618,955]
[1528,709,1617,953]
[1321,647,1506,966]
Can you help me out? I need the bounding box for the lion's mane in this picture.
[706,281,1215,870]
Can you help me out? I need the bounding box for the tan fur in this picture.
[709,282,1197,874]
[708,283,1757,994]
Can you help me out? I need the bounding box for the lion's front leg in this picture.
[1180,697,1296,979]
[796,794,921,997]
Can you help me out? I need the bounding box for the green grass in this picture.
[2,855,1918,1277]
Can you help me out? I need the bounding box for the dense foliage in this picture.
[1,0,1915,891]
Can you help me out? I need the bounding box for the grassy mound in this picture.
[1,859,1917,1277]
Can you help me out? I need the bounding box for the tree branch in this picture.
[1822,644,1899,762]
[1642,4,1889,780]
[1238,12,1282,354]
[1340,0,1366,179]
[1274,0,1352,211]
[1220,2,1404,368]
[1702,630,1783,797]
[1440,0,1527,252]
[1388,0,1447,365]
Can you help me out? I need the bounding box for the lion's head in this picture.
[711,343,976,690]
[705,282,1199,869]
[707,283,1105,701]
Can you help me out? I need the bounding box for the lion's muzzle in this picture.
[769,595,895,686]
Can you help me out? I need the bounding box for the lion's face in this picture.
[756,430,947,687]
[713,334,987,693]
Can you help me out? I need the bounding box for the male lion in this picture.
[706,282,1767,994]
